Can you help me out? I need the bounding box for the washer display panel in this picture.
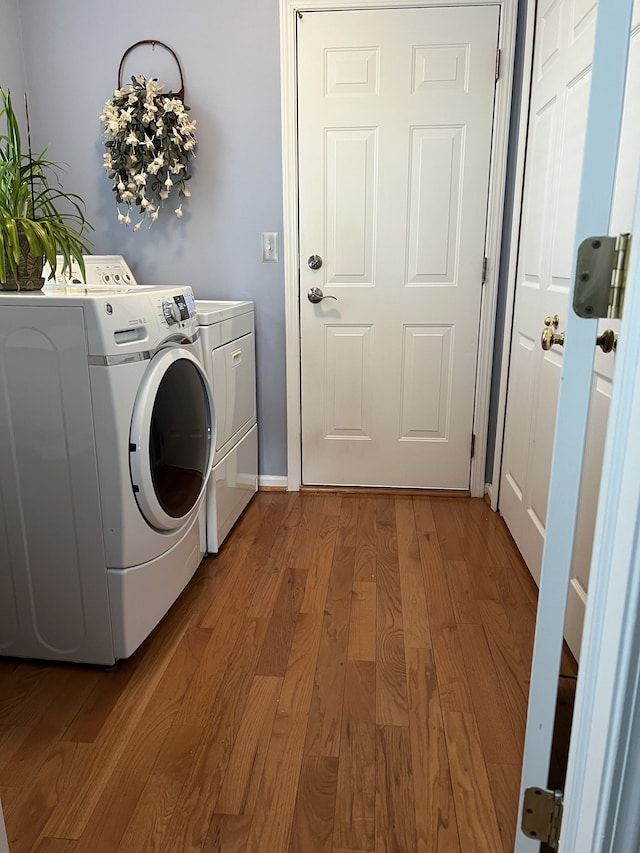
[130,346,215,530]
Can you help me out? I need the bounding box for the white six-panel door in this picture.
[297,6,499,488]
[500,0,640,660]
[500,0,598,658]
[516,0,638,844]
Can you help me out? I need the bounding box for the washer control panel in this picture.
[160,291,196,326]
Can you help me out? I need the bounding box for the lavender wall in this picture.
[16,0,287,478]
[0,0,26,106]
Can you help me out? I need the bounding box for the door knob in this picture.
[596,328,617,353]
[541,325,565,351]
[307,286,337,304]
[308,254,323,270]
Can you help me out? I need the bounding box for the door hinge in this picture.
[521,787,564,849]
[573,232,631,320]
[482,256,488,284]
[495,49,501,81]
[471,433,476,459]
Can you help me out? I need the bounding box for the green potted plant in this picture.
[0,88,93,290]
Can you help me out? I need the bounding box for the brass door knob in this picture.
[596,328,617,353]
[541,326,565,351]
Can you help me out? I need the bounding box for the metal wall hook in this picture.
[117,40,185,100]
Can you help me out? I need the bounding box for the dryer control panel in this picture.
[44,254,137,287]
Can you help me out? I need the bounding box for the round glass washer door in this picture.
[129,346,215,531]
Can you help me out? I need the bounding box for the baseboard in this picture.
[485,482,493,507]
[258,475,288,491]
[300,485,470,498]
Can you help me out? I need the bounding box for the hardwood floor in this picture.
[0,492,576,852]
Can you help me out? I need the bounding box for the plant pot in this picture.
[1,241,44,291]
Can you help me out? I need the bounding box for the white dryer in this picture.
[0,283,215,665]
[195,300,257,553]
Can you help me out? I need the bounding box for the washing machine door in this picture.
[129,345,215,531]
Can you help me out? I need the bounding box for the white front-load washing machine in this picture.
[195,300,257,553]
[0,283,215,665]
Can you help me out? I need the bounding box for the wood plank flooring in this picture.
[0,493,576,853]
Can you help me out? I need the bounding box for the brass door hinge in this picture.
[573,233,631,320]
[471,433,476,459]
[495,49,501,81]
[521,787,563,849]
[482,256,488,284]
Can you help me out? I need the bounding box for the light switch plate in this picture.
[261,232,279,263]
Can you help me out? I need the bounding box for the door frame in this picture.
[489,0,534,509]
[280,0,518,494]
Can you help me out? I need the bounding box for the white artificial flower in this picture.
[102,76,196,226]
[133,221,142,232]
[145,78,163,97]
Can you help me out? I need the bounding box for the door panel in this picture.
[516,0,637,846]
[502,0,640,659]
[297,6,499,488]
[564,1,640,654]
[500,0,597,652]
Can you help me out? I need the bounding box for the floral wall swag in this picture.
[100,74,197,229]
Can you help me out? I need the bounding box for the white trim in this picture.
[471,0,518,497]
[490,0,536,510]
[258,474,289,490]
[280,0,517,495]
